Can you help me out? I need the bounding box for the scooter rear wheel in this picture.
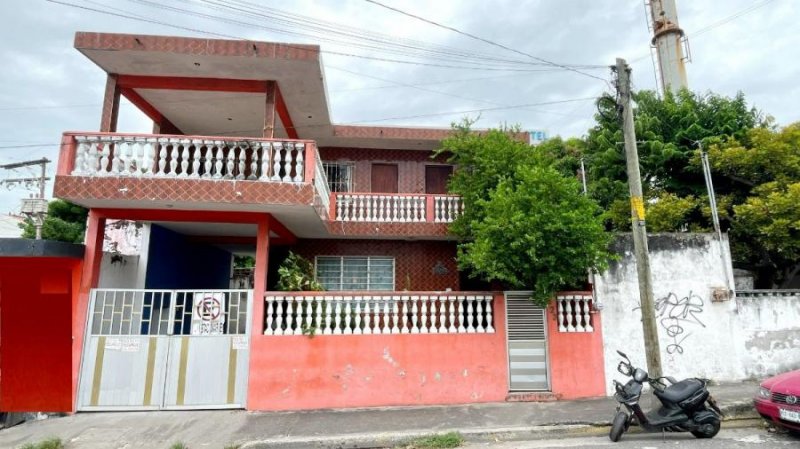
[609,411,627,442]
[691,418,720,439]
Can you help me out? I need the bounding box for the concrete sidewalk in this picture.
[0,382,760,449]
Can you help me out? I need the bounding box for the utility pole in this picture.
[1,158,51,239]
[615,58,662,379]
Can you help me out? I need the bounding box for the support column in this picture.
[100,74,121,132]
[252,216,270,335]
[263,81,276,138]
[73,209,106,410]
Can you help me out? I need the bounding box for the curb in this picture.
[240,404,761,449]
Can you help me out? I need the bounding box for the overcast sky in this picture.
[0,0,797,214]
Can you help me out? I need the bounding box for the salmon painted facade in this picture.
[3,31,606,413]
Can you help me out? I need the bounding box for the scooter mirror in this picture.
[617,350,628,359]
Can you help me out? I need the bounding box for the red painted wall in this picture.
[247,293,508,410]
[0,257,82,412]
[546,293,606,399]
[292,239,459,291]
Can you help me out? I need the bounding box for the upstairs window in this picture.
[315,256,394,291]
[323,162,354,192]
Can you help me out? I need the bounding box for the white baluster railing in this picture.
[263,293,496,335]
[434,196,464,223]
[334,194,427,222]
[69,134,310,183]
[555,294,594,332]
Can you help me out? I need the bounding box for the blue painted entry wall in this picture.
[144,224,232,289]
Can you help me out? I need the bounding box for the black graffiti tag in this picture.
[655,291,706,355]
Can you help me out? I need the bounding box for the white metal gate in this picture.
[505,292,549,391]
[77,289,252,411]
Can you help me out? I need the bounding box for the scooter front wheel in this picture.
[609,411,628,442]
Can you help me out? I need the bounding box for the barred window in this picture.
[322,162,354,192]
[315,256,394,291]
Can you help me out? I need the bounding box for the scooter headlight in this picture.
[758,386,771,399]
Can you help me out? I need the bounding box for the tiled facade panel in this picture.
[54,176,314,206]
[74,32,319,60]
[292,239,459,291]
[319,147,451,194]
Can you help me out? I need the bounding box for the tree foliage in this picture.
[276,251,323,291]
[436,121,612,305]
[21,199,88,243]
[560,87,797,287]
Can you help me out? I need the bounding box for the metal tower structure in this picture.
[646,0,691,94]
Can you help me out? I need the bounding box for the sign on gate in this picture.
[191,292,226,335]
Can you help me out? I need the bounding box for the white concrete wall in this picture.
[98,252,141,288]
[597,233,800,394]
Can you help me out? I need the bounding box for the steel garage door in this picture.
[505,292,549,391]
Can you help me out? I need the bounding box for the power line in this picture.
[364,0,609,83]
[693,0,780,37]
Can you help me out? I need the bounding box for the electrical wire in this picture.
[363,0,609,83]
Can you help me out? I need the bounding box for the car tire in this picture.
[691,418,721,439]
[609,411,627,442]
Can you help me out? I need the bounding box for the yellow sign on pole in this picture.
[631,196,646,221]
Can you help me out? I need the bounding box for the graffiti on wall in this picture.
[655,291,706,355]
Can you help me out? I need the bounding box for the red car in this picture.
[754,369,800,433]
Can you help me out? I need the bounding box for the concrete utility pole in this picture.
[615,58,663,379]
[647,0,689,94]
[1,158,51,239]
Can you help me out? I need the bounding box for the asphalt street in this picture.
[462,428,798,448]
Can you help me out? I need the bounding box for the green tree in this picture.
[436,121,612,305]
[706,123,800,287]
[21,199,88,243]
[584,89,765,230]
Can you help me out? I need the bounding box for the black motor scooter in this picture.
[609,350,723,442]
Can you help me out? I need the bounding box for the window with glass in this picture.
[315,256,394,291]
[322,162,354,192]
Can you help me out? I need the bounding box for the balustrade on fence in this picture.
[264,294,495,335]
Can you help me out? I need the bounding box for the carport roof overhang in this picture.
[74,32,452,150]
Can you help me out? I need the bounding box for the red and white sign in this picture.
[191,293,226,335]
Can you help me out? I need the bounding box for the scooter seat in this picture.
[654,378,704,404]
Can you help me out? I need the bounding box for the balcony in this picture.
[54,132,464,239]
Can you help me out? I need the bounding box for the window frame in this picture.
[314,255,396,291]
[322,161,355,193]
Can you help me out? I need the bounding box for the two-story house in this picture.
[53,32,605,412]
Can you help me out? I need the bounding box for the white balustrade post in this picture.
[274,299,285,335]
[271,142,283,181]
[381,298,391,334]
[125,139,136,175]
[583,296,594,332]
[466,296,475,333]
[475,296,485,333]
[566,297,576,332]
[224,143,235,179]
[264,297,275,335]
[178,139,189,177]
[189,139,201,178]
[343,296,353,335]
[557,297,567,332]
[72,137,87,175]
[99,140,111,176]
[410,296,419,334]
[213,142,224,179]
[168,142,179,177]
[236,144,247,180]
[363,297,372,335]
[285,297,296,335]
[336,194,344,220]
[249,142,260,180]
[333,296,343,335]
[109,137,122,175]
[201,141,212,178]
[419,296,429,333]
[448,296,457,333]
[391,296,400,334]
[485,295,495,333]
[259,142,271,181]
[438,296,448,333]
[293,143,304,182]
[399,296,409,333]
[133,138,144,176]
[353,301,362,335]
[457,296,467,333]
[323,296,334,335]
